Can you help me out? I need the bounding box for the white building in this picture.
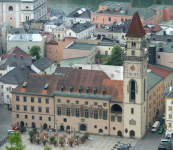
[44,22,58,33]
[0,22,10,55]
[0,0,48,28]
[7,34,46,56]
[65,22,95,39]
[63,8,96,23]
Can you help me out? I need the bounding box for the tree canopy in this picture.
[103,45,123,66]
[154,0,162,4]
[27,45,41,60]
[6,131,26,150]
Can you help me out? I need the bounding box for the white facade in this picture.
[44,24,57,33]
[7,34,46,56]
[75,64,123,80]
[65,25,95,39]
[63,17,91,24]
[0,0,47,28]
[156,26,173,35]
[0,82,17,105]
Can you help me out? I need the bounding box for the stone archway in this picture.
[80,124,86,131]
[111,104,122,113]
[66,125,70,130]
[130,130,135,137]
[117,130,122,136]
[20,121,24,127]
[43,123,47,129]
[60,125,64,131]
[31,122,35,128]
[99,129,103,133]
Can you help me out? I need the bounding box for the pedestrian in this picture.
[103,134,105,138]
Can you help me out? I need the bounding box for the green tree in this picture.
[154,0,162,4]
[103,45,123,66]
[6,131,26,150]
[27,45,41,60]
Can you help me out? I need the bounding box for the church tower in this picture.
[122,12,147,139]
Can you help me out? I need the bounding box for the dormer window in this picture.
[23,82,27,88]
[61,84,65,91]
[70,85,73,92]
[103,87,106,95]
[86,86,90,93]
[79,85,82,93]
[44,83,49,90]
[94,86,97,94]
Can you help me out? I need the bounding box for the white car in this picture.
[162,113,165,120]
[120,143,131,148]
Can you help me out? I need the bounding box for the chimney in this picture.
[21,65,25,70]
[126,10,128,15]
[57,64,60,68]
[20,35,22,39]
[21,55,23,59]
[159,44,162,47]
[45,71,46,74]
[14,54,16,58]
[163,31,166,36]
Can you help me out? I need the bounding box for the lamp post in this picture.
[90,138,93,148]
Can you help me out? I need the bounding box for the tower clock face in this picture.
[130,65,135,71]
[128,64,137,73]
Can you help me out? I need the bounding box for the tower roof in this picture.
[125,11,146,38]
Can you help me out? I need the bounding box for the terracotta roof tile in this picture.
[13,68,123,101]
[147,64,172,78]
[126,11,146,38]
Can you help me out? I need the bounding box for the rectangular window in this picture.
[24,106,27,111]
[16,96,19,101]
[122,35,124,39]
[46,108,49,113]
[169,123,172,128]
[31,106,34,112]
[76,101,79,104]
[16,105,20,110]
[85,109,89,118]
[16,114,19,118]
[48,117,51,121]
[103,111,107,120]
[6,87,8,91]
[171,101,173,105]
[94,125,97,128]
[76,108,80,117]
[57,107,61,115]
[109,17,111,21]
[66,108,70,116]
[169,106,172,111]
[105,126,107,129]
[58,34,60,37]
[105,51,108,55]
[31,97,34,103]
[25,115,28,119]
[118,116,122,122]
[1,85,3,88]
[63,118,67,122]
[131,51,135,55]
[113,127,115,130]
[94,102,98,106]
[57,99,61,103]
[169,114,172,119]
[38,98,41,103]
[98,51,100,55]
[103,103,107,107]
[94,110,98,119]
[23,97,27,102]
[66,100,70,103]
[39,116,42,120]
[32,115,35,120]
[158,55,160,59]
[85,101,88,105]
[46,98,49,104]
[111,115,115,122]
[96,24,98,28]
[38,107,42,112]
[131,108,134,114]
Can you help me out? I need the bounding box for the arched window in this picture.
[9,6,13,11]
[111,104,122,113]
[99,129,103,133]
[80,124,86,131]
[131,80,135,101]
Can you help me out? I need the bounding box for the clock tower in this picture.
[122,12,148,139]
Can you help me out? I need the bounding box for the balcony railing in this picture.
[111,111,122,114]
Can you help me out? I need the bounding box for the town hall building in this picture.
[11,12,163,139]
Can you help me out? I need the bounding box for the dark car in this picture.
[159,118,163,125]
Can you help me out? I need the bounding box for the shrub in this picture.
[81,136,85,142]
[28,130,35,137]
[49,136,55,142]
[36,138,40,144]
[33,128,37,133]
[29,137,33,142]
[20,128,25,133]
[59,140,64,145]
[53,140,57,145]
[42,139,47,144]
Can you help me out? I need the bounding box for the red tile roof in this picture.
[144,25,162,33]
[125,11,146,38]
[13,68,123,101]
[147,64,172,78]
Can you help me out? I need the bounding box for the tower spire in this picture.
[125,11,146,38]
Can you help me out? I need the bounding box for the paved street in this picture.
[0,105,12,141]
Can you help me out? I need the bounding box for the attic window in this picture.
[79,85,82,93]
[23,82,27,88]
[94,86,97,94]
[86,86,90,94]
[61,84,65,91]
[103,87,106,95]
[70,84,74,92]
[44,83,49,90]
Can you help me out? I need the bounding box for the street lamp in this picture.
[90,138,93,148]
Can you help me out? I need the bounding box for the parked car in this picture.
[160,139,172,146]
[166,133,171,139]
[162,113,165,120]
[158,145,168,150]
[158,128,164,134]
[12,126,20,131]
[159,118,163,125]
[7,130,14,135]
[120,143,131,148]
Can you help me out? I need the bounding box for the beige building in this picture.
[53,26,67,42]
